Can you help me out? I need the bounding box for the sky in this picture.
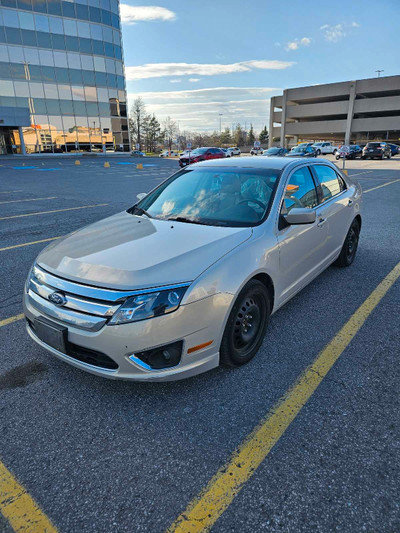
[120,0,399,134]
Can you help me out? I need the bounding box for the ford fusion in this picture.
[24,158,362,381]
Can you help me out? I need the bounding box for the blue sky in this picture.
[120,0,399,133]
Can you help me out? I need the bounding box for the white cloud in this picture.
[127,87,280,132]
[189,78,200,82]
[352,21,360,27]
[125,59,294,80]
[120,4,176,25]
[285,37,311,51]
[321,23,346,42]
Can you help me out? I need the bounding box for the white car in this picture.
[24,157,362,382]
[250,147,264,156]
[228,147,241,156]
[312,142,338,156]
[160,150,179,157]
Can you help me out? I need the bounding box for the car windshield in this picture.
[265,148,280,154]
[313,143,323,146]
[133,168,280,227]
[291,146,305,153]
[340,146,350,152]
[190,148,208,155]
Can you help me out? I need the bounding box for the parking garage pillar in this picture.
[18,127,26,155]
[344,81,357,145]
[280,90,288,148]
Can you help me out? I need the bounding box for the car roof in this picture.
[191,156,320,171]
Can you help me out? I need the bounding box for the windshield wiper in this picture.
[128,205,153,218]
[167,216,212,226]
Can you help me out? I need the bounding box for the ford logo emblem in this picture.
[48,292,67,307]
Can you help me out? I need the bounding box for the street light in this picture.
[219,113,223,147]
[375,69,384,78]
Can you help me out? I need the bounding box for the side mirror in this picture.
[284,208,316,225]
[136,192,147,201]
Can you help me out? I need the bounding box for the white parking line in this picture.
[364,179,400,193]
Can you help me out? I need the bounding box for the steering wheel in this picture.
[238,198,267,210]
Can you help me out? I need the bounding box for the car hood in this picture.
[37,211,252,290]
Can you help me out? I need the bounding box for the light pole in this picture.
[219,113,223,146]
[375,69,384,78]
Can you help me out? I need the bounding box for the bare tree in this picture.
[130,97,146,149]
[162,116,178,150]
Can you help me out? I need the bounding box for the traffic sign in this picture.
[187,142,192,150]
[254,141,261,148]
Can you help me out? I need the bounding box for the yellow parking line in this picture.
[0,236,62,252]
[0,313,24,328]
[0,196,56,205]
[168,260,400,533]
[0,203,108,221]
[0,461,58,533]
[363,179,400,194]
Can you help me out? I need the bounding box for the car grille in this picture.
[27,264,142,331]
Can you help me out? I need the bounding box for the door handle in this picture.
[348,199,353,206]
[317,217,326,228]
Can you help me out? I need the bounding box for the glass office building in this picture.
[0,0,129,154]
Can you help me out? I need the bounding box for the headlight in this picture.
[109,286,189,325]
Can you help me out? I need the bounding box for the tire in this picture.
[333,219,360,268]
[387,153,391,159]
[317,149,321,155]
[336,155,340,160]
[220,280,270,367]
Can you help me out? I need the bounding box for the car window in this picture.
[283,167,318,212]
[313,165,345,202]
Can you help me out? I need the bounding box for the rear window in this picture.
[366,143,381,148]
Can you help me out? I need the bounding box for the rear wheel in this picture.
[220,280,270,367]
[334,219,360,268]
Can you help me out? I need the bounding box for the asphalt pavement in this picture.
[0,155,399,532]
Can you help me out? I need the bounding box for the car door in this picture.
[276,165,330,304]
[310,164,354,260]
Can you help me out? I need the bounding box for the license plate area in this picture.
[33,317,67,353]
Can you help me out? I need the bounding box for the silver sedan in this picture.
[23,157,362,381]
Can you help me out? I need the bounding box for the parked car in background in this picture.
[388,143,399,156]
[131,150,145,157]
[228,147,241,156]
[250,146,264,155]
[263,147,288,157]
[160,150,179,157]
[312,142,338,155]
[335,145,363,160]
[221,149,231,157]
[179,147,225,167]
[362,142,391,159]
[287,145,317,157]
[23,157,362,381]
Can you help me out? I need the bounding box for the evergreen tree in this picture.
[259,126,269,144]
[220,127,232,146]
[248,124,255,145]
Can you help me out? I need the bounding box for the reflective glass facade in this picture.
[0,0,129,153]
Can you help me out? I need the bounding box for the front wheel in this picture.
[336,155,340,160]
[220,280,270,367]
[316,149,321,155]
[334,219,360,268]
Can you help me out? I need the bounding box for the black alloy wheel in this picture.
[220,280,270,367]
[334,219,360,267]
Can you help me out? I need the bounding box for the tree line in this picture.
[129,97,269,152]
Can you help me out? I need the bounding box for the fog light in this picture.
[129,341,183,370]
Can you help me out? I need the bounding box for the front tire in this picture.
[220,280,270,367]
[334,219,360,268]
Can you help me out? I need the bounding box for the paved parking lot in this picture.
[0,155,399,533]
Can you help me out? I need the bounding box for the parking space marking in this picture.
[169,261,400,533]
[364,179,400,193]
[0,197,56,205]
[0,314,24,328]
[0,461,58,533]
[0,203,108,221]
[0,236,62,252]
[348,171,373,177]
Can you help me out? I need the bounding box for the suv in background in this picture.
[179,147,225,167]
[228,147,241,156]
[250,146,264,155]
[312,142,338,155]
[362,142,391,159]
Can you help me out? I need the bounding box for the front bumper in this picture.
[23,290,233,381]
